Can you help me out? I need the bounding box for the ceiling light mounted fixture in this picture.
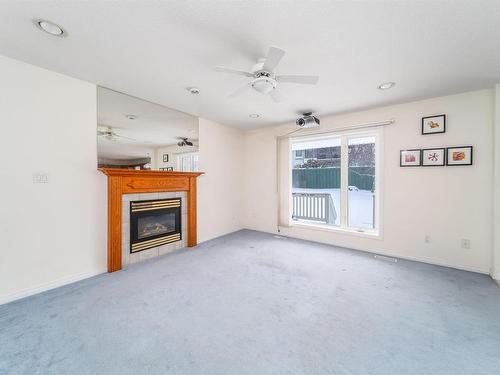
[249,114,260,118]
[187,87,200,95]
[125,114,137,120]
[213,46,319,103]
[33,18,67,37]
[378,82,395,90]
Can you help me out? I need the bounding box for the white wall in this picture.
[493,84,500,280]
[243,90,494,274]
[0,56,107,304]
[198,118,244,242]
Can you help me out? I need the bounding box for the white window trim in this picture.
[289,127,383,238]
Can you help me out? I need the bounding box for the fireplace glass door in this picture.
[130,198,181,253]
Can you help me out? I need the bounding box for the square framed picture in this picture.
[162,154,169,162]
[400,149,421,167]
[165,167,174,171]
[422,114,446,135]
[446,146,473,166]
[421,148,446,166]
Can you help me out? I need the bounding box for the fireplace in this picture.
[130,198,181,253]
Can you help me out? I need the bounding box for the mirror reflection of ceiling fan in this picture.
[177,137,198,147]
[97,126,139,142]
[213,46,319,102]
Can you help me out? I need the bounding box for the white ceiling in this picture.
[97,87,198,159]
[0,1,499,130]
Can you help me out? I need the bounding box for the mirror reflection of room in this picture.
[97,87,199,171]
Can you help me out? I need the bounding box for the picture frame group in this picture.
[400,146,473,167]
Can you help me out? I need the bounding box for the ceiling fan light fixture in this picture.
[214,46,318,102]
[251,77,276,94]
[33,18,66,37]
[378,82,395,90]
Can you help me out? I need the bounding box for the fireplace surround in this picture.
[99,168,203,272]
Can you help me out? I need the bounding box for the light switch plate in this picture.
[32,173,49,184]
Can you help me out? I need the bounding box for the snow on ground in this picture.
[292,188,374,229]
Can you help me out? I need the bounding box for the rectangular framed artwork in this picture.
[421,148,446,166]
[400,149,421,167]
[422,114,446,135]
[446,146,473,166]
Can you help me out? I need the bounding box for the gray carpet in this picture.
[1,230,500,375]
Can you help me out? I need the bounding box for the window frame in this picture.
[289,128,383,238]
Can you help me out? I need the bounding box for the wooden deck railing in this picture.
[291,192,337,224]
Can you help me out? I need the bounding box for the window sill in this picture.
[289,221,382,240]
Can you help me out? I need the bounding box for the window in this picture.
[290,130,380,234]
[176,152,199,172]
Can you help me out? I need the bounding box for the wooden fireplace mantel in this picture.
[99,168,204,272]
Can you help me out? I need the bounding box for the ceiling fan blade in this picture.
[276,75,319,84]
[114,134,138,141]
[262,47,285,72]
[228,83,251,98]
[269,89,285,103]
[213,66,253,77]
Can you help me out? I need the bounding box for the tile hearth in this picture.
[121,192,187,266]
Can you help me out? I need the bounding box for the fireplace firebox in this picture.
[130,198,181,253]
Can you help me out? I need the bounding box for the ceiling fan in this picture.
[97,126,137,142]
[177,137,197,147]
[213,46,319,102]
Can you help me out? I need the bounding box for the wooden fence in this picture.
[292,167,374,191]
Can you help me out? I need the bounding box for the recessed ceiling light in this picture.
[33,18,66,37]
[187,87,200,95]
[249,114,260,118]
[378,82,395,90]
[125,114,137,120]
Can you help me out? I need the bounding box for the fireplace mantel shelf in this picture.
[99,168,203,178]
[99,168,204,272]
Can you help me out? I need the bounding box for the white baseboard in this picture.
[252,227,490,275]
[0,269,105,306]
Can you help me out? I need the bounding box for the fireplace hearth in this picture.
[130,198,181,253]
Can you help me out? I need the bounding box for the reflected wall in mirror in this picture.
[97,87,199,171]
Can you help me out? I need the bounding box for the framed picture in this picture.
[446,146,473,166]
[421,148,445,166]
[162,154,169,162]
[422,114,446,135]
[158,167,165,171]
[400,149,421,167]
[165,167,174,171]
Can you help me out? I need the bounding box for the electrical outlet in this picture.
[461,239,471,249]
[425,235,430,244]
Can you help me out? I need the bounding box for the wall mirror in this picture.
[97,87,199,171]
